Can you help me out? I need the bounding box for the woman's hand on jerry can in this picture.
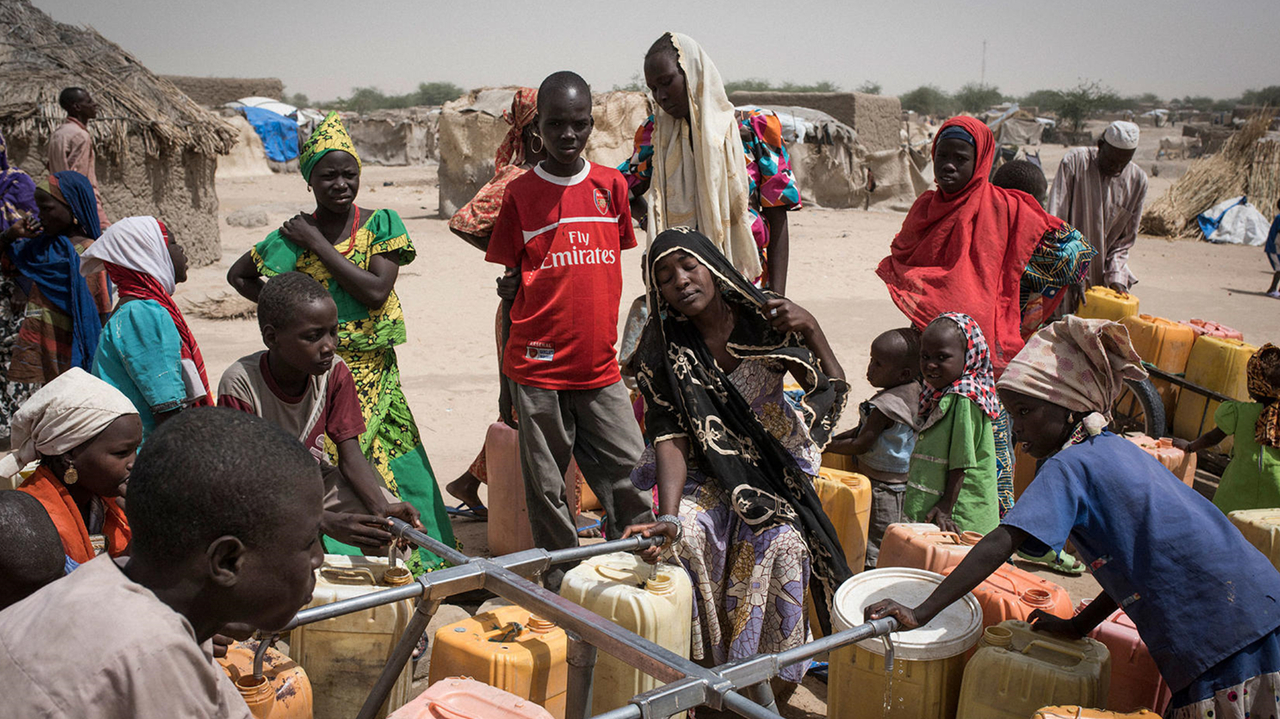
[622,521,679,564]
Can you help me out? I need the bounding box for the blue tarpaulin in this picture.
[239,106,299,163]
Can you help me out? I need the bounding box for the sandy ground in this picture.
[188,128,1277,715]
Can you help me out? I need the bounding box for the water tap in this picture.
[880,633,895,673]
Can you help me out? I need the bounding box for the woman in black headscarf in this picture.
[622,227,849,685]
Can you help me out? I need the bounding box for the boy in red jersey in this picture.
[486,71,653,585]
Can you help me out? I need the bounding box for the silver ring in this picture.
[770,308,778,317]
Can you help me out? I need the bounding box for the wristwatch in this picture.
[656,514,683,543]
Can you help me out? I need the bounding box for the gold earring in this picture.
[64,464,79,485]
[529,134,544,154]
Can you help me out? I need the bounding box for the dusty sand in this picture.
[189,129,1276,716]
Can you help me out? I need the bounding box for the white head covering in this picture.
[79,216,175,295]
[0,368,139,478]
[1102,121,1140,151]
[648,33,761,281]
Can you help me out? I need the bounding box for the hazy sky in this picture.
[34,0,1279,103]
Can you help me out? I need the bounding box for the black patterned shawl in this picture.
[627,227,852,633]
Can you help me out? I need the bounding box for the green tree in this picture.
[855,81,882,95]
[899,85,954,116]
[1020,89,1063,112]
[723,78,774,94]
[412,82,464,106]
[1181,96,1215,111]
[1212,97,1240,112]
[953,83,1004,113]
[613,72,646,92]
[1242,86,1280,107]
[1056,80,1118,133]
[722,78,839,94]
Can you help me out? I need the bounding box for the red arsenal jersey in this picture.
[486,162,637,390]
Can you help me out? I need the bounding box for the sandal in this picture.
[446,503,488,520]
[576,516,603,539]
[1016,548,1086,576]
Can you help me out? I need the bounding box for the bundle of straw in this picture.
[1246,137,1280,217]
[1141,116,1271,237]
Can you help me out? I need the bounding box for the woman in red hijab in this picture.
[877,117,1092,573]
[877,116,1083,375]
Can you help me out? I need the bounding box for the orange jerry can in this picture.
[217,640,314,719]
[1119,314,1196,422]
[878,523,983,574]
[1183,319,1244,341]
[942,563,1074,630]
[389,677,555,719]
[1078,602,1171,714]
[427,605,568,719]
[484,423,583,556]
[1124,434,1196,487]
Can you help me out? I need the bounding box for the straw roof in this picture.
[0,0,235,158]
[1142,115,1275,237]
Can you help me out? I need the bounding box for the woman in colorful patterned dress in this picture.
[620,32,801,293]
[623,228,850,689]
[228,112,454,573]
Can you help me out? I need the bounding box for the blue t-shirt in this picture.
[1266,213,1280,256]
[1002,431,1280,691]
[858,398,916,476]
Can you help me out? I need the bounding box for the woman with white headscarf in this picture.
[865,316,1280,718]
[620,32,802,293]
[80,216,209,441]
[5,367,141,565]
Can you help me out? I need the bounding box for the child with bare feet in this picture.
[827,328,922,568]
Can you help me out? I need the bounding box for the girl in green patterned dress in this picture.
[228,112,454,572]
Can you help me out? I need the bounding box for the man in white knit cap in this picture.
[1048,120,1148,307]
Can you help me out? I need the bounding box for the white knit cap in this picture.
[1102,121,1140,150]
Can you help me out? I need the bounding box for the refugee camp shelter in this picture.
[438,88,647,217]
[161,76,284,108]
[740,105,930,212]
[728,91,903,152]
[0,0,235,266]
[345,108,440,167]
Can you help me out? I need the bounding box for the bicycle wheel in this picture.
[1110,377,1166,437]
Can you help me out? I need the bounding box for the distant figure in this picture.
[0,128,37,232]
[1047,120,1148,303]
[47,87,107,226]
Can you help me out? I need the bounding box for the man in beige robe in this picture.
[1048,120,1149,298]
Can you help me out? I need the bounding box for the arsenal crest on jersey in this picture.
[593,188,610,215]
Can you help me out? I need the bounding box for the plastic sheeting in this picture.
[239,106,299,163]
[1197,196,1269,246]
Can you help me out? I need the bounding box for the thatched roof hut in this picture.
[0,0,236,266]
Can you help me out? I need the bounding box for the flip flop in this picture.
[1016,548,1086,576]
[446,503,488,520]
[576,517,604,538]
[807,661,829,683]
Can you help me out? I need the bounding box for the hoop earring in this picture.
[63,463,79,485]
[528,134,544,155]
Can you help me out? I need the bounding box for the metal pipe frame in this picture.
[285,518,898,719]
